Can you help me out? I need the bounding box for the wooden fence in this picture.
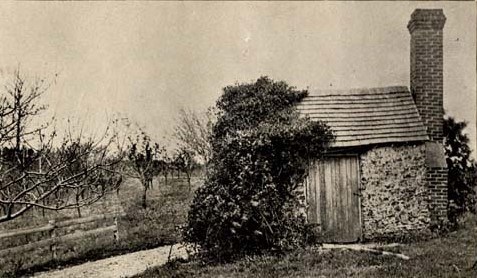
[0,212,126,260]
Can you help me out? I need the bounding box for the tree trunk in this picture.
[41,199,46,218]
[204,163,210,179]
[142,185,148,209]
[75,194,82,218]
[186,172,191,191]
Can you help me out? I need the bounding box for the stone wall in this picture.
[360,143,431,239]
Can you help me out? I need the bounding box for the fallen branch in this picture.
[321,243,410,260]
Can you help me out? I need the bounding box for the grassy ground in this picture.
[0,175,200,277]
[136,215,477,278]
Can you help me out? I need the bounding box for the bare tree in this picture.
[1,69,48,157]
[159,149,171,185]
[174,147,196,190]
[173,108,213,170]
[55,138,123,218]
[126,130,161,208]
[0,69,124,223]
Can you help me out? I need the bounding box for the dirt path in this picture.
[32,244,188,278]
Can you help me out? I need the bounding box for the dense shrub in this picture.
[184,77,333,261]
[444,117,477,222]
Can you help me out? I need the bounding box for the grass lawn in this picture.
[136,215,477,278]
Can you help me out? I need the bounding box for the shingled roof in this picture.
[296,86,429,148]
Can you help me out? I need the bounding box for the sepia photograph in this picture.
[0,1,475,277]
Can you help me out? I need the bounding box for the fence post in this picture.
[48,220,57,260]
[113,216,119,242]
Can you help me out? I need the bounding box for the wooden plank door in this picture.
[307,155,361,242]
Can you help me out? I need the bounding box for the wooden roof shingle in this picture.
[297,86,429,148]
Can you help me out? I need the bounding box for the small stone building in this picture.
[299,9,448,242]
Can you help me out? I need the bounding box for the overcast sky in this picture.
[0,2,475,154]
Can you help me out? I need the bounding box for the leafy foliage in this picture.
[444,117,477,220]
[184,77,333,261]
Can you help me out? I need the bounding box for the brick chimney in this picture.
[408,9,448,223]
[408,9,446,143]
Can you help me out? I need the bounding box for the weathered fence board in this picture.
[0,223,54,240]
[0,212,125,259]
[0,225,117,257]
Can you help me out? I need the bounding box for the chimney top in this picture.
[408,8,446,142]
[407,9,446,33]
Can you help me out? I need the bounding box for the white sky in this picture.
[0,2,475,154]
